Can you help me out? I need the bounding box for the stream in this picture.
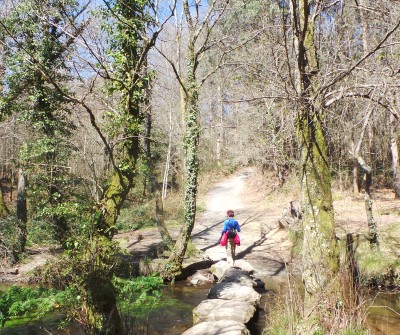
[1,276,399,335]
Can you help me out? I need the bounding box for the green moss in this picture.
[184,240,201,258]
[356,240,400,287]
[289,228,303,255]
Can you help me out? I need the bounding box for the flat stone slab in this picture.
[233,260,254,273]
[188,270,215,286]
[210,260,231,280]
[220,267,257,287]
[210,260,255,281]
[181,320,250,335]
[193,299,256,325]
[207,282,261,306]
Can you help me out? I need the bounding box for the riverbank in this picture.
[1,167,400,335]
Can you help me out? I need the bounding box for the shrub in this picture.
[0,285,65,327]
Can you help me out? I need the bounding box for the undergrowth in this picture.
[356,230,400,288]
[0,285,65,327]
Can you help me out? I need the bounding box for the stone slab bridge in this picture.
[182,259,265,335]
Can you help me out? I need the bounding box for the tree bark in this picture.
[11,168,27,264]
[390,113,400,198]
[351,139,360,194]
[216,84,224,165]
[352,108,379,249]
[289,0,339,324]
[97,163,135,238]
[167,43,200,273]
[0,180,8,217]
[162,106,173,201]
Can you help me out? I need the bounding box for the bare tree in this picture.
[157,0,233,274]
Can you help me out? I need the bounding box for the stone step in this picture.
[193,299,256,325]
[182,260,263,335]
[181,320,250,335]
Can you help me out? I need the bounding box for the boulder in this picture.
[210,260,256,281]
[193,299,255,325]
[207,282,261,306]
[233,260,254,273]
[210,260,231,280]
[219,267,257,287]
[181,320,250,335]
[188,270,215,286]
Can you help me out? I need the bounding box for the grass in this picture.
[263,271,370,335]
[355,225,400,287]
[117,200,157,231]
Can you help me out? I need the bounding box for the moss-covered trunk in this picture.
[97,97,140,239]
[97,166,135,238]
[167,44,200,274]
[297,108,339,311]
[290,0,339,322]
[11,168,27,264]
[83,269,123,335]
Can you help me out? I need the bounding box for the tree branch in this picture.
[318,19,400,97]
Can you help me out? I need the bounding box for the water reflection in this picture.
[145,282,214,334]
[366,292,400,335]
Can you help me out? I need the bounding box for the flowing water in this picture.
[1,278,399,335]
[366,291,400,335]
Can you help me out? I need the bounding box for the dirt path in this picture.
[7,166,397,282]
[0,167,294,282]
[192,167,293,277]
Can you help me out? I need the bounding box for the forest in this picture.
[0,0,400,334]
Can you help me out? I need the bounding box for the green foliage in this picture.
[1,0,75,128]
[262,295,301,335]
[184,240,201,258]
[28,200,93,246]
[0,286,65,327]
[112,275,163,325]
[0,215,18,257]
[288,228,303,256]
[100,0,153,141]
[117,203,156,231]
[35,236,126,333]
[1,0,82,249]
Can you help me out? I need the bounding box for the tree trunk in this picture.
[390,113,400,198]
[167,43,200,274]
[359,157,379,248]
[0,180,8,217]
[351,139,360,194]
[97,105,140,239]
[82,262,123,335]
[290,0,339,326]
[352,107,379,249]
[298,107,339,312]
[162,106,173,201]
[216,84,224,165]
[97,166,135,238]
[11,168,27,264]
